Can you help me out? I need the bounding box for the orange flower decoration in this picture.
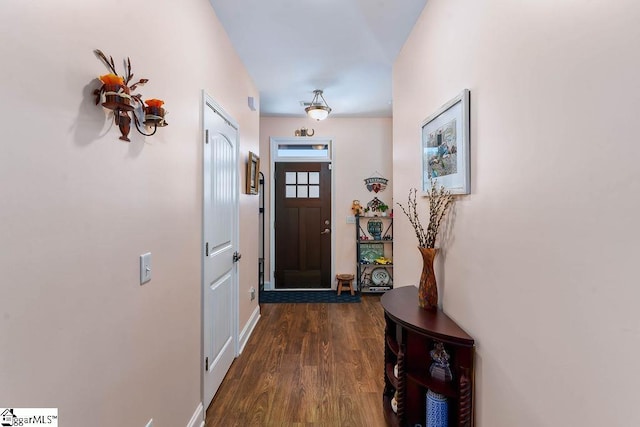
[99,73,124,85]
[145,99,165,107]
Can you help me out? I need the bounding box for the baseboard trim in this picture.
[187,402,204,427]
[238,305,260,354]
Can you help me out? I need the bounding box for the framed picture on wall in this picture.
[421,89,470,195]
[246,151,260,195]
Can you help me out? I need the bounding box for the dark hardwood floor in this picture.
[205,295,387,427]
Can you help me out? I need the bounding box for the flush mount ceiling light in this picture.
[305,89,332,121]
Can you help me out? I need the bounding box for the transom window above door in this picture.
[285,171,320,198]
[276,143,329,158]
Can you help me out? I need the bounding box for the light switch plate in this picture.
[140,252,152,285]
[346,216,356,224]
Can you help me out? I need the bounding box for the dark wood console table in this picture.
[381,286,475,426]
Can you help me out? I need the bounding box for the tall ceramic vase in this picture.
[418,247,438,310]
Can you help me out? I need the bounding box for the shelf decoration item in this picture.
[426,390,448,427]
[351,200,364,216]
[397,180,454,310]
[378,203,390,216]
[93,49,168,142]
[429,342,453,382]
[367,218,383,240]
[359,243,384,263]
[370,267,391,286]
[365,197,390,216]
[418,246,438,309]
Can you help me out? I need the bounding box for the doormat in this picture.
[260,290,361,304]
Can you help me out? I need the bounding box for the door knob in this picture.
[321,228,331,234]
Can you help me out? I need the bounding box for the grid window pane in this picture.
[309,185,320,198]
[309,172,320,184]
[285,172,297,184]
[297,185,308,198]
[297,172,308,184]
[286,185,297,198]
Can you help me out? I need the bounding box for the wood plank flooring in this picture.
[205,295,387,427]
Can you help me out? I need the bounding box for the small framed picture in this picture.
[246,151,260,195]
[421,89,470,195]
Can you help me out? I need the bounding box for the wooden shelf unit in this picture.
[381,286,475,427]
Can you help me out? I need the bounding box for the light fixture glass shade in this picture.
[306,105,330,121]
[305,90,332,121]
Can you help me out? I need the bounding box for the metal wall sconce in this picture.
[93,49,168,142]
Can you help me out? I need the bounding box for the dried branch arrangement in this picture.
[396,180,454,248]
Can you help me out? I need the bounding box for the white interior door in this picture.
[203,94,238,409]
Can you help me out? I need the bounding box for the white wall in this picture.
[0,1,259,426]
[393,0,640,425]
[259,117,392,287]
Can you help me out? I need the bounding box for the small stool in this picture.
[336,274,355,296]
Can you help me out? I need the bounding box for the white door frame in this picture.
[268,137,334,290]
[201,91,240,407]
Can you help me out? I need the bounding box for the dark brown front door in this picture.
[274,162,331,288]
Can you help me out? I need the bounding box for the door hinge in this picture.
[205,356,209,371]
[205,242,209,256]
[205,129,209,144]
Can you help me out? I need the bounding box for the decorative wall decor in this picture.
[294,127,315,136]
[364,172,388,193]
[421,89,470,194]
[93,49,168,142]
[246,151,260,195]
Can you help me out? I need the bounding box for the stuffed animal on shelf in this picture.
[351,200,364,216]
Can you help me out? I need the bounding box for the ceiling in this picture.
[209,0,427,118]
